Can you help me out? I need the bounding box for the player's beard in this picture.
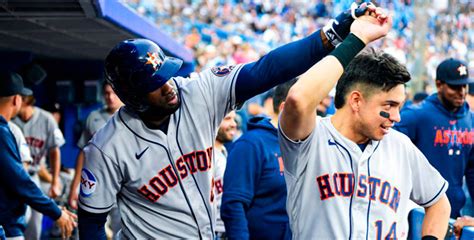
[142,99,181,119]
[216,127,234,143]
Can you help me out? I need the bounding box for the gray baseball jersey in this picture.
[278,117,448,239]
[13,107,65,172]
[77,108,112,149]
[8,121,33,164]
[213,147,227,233]
[79,65,242,239]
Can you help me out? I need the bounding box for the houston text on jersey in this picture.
[137,147,213,202]
[316,172,401,212]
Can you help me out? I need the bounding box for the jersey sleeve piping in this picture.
[79,197,115,212]
[418,181,448,207]
[278,123,303,144]
[227,64,243,109]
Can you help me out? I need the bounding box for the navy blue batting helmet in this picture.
[105,39,183,112]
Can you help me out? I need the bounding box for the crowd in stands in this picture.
[123,0,472,95]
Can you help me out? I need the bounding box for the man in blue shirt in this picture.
[221,79,296,239]
[395,58,474,218]
[0,71,76,239]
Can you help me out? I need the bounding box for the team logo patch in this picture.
[80,168,97,197]
[145,52,162,71]
[211,65,235,77]
[458,64,467,76]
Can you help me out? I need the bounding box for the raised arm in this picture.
[235,3,374,104]
[280,8,392,141]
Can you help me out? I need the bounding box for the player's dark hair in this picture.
[334,49,411,109]
[273,78,297,114]
[102,81,111,92]
[22,95,36,106]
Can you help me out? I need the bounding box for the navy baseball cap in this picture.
[0,71,33,97]
[436,58,472,85]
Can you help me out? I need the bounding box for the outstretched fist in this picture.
[350,3,392,44]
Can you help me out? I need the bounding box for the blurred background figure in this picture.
[0,71,76,239]
[214,111,237,239]
[12,92,65,240]
[222,79,296,240]
[68,82,123,239]
[396,58,474,219]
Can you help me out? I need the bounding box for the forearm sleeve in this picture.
[235,30,330,103]
[78,207,108,240]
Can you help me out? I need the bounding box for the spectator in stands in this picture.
[0,71,76,239]
[214,111,237,239]
[222,79,295,239]
[395,58,474,218]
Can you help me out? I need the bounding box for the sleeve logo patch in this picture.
[211,65,235,77]
[80,168,97,197]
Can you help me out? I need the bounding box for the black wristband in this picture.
[421,235,438,240]
[329,33,365,69]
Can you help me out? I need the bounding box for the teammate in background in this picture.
[78,3,387,239]
[45,102,63,124]
[38,102,64,200]
[395,58,474,219]
[8,121,35,226]
[466,83,474,111]
[12,90,65,240]
[68,82,123,209]
[278,14,451,239]
[0,71,76,239]
[454,215,474,237]
[214,111,237,238]
[222,79,295,239]
[412,92,428,105]
[8,122,33,170]
[69,82,123,239]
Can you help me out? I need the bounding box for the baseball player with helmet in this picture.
[78,3,386,239]
[278,8,451,239]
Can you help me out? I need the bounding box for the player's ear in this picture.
[348,90,363,112]
[278,101,285,114]
[13,94,22,107]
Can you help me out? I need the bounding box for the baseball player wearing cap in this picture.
[278,11,451,238]
[0,71,76,239]
[12,94,65,239]
[77,3,383,239]
[395,58,474,219]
